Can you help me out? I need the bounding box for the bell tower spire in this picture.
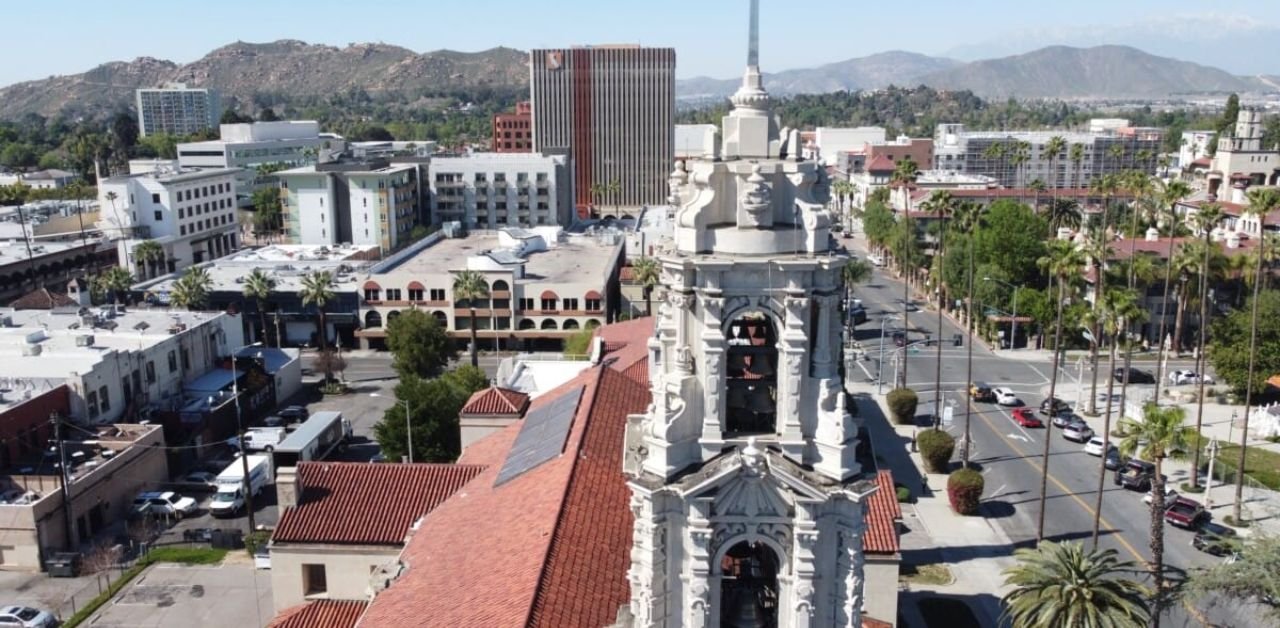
[747,0,759,68]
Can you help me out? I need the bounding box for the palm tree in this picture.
[841,258,872,302]
[300,270,336,355]
[1001,540,1150,628]
[1069,142,1086,190]
[952,200,984,464]
[1234,187,1280,521]
[918,191,955,427]
[1010,142,1030,188]
[1028,178,1047,215]
[1188,203,1224,490]
[132,240,165,280]
[831,179,855,225]
[452,269,490,368]
[97,267,133,314]
[1080,229,1114,415]
[1117,403,1196,625]
[1035,239,1087,541]
[891,156,921,380]
[66,180,89,246]
[1168,243,1202,357]
[1091,288,1145,546]
[605,178,622,218]
[1045,135,1067,225]
[983,143,1007,185]
[1113,252,1161,415]
[1150,179,1192,393]
[631,256,661,317]
[242,269,277,346]
[1089,173,1119,236]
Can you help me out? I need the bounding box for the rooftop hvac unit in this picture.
[0,315,10,328]
[74,334,95,347]
[21,342,42,357]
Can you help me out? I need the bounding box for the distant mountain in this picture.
[916,45,1258,99]
[676,51,960,100]
[0,40,530,120]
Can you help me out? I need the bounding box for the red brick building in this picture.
[492,101,532,153]
[0,385,67,470]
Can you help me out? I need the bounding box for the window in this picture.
[519,298,534,311]
[364,288,381,301]
[87,391,99,419]
[168,350,177,373]
[146,361,156,383]
[586,298,602,311]
[154,210,163,221]
[181,348,190,371]
[180,225,186,236]
[430,289,446,301]
[178,208,184,219]
[151,193,160,204]
[99,386,111,413]
[385,289,402,301]
[541,298,557,311]
[408,288,424,301]
[563,298,579,311]
[302,564,328,596]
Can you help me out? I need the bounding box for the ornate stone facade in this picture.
[620,2,877,625]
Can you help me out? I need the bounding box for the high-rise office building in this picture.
[530,45,675,218]
[135,83,222,137]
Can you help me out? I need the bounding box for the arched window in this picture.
[724,312,778,436]
[719,541,780,627]
[491,279,510,292]
[432,311,448,327]
[540,319,558,330]
[562,319,580,330]
[364,310,383,328]
[519,319,537,330]
[363,280,381,302]
[386,310,401,324]
[585,319,601,330]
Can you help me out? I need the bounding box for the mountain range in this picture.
[0,40,1272,120]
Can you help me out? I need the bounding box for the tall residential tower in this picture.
[135,83,222,137]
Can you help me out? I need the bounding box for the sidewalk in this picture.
[850,377,1014,628]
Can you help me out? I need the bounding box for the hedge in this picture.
[947,468,985,516]
[887,388,919,425]
[917,428,955,474]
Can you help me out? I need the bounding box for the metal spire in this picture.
[747,0,759,68]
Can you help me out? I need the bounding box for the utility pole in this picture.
[51,412,75,552]
[230,344,263,532]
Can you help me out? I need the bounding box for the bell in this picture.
[748,385,776,414]
[727,385,749,410]
[723,588,769,628]
[747,352,775,377]
[727,352,748,376]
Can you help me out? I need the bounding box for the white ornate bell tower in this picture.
[619,2,876,626]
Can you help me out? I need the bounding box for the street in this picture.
[845,237,1262,627]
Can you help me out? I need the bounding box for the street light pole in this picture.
[371,393,413,463]
[1205,438,1220,510]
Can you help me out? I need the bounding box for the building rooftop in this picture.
[268,600,366,628]
[375,230,622,285]
[865,470,902,555]
[272,462,485,546]
[2,423,163,496]
[101,167,240,185]
[136,244,380,294]
[460,386,530,416]
[0,240,101,268]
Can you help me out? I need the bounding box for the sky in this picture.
[3,0,1279,87]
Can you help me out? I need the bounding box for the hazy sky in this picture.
[3,0,1278,86]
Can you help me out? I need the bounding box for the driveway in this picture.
[85,553,272,627]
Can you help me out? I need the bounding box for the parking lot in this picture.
[84,553,272,627]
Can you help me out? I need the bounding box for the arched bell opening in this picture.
[719,541,780,628]
[724,312,778,436]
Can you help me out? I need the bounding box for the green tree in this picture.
[372,365,489,463]
[1069,142,1086,190]
[251,186,282,243]
[1001,541,1150,628]
[1091,288,1145,546]
[242,269,277,347]
[564,327,595,358]
[385,309,454,379]
[973,200,1050,288]
[1188,534,1280,623]
[1035,239,1087,541]
[131,240,165,280]
[300,270,336,355]
[1151,179,1193,388]
[631,256,661,317]
[841,258,872,304]
[452,270,490,368]
[1117,403,1195,623]
[861,200,896,253]
[96,267,133,313]
[169,266,212,310]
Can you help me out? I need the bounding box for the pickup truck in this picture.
[1163,497,1208,529]
[1114,460,1161,492]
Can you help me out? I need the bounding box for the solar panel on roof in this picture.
[494,385,584,486]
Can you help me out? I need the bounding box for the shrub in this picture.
[895,484,912,503]
[917,428,955,474]
[886,388,919,425]
[947,468,985,515]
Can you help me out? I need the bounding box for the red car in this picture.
[1012,407,1044,428]
[1164,497,1207,529]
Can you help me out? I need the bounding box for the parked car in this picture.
[868,253,885,267]
[848,304,868,326]
[1062,419,1095,443]
[179,471,217,488]
[0,606,56,627]
[969,382,996,403]
[1039,397,1071,416]
[278,405,310,422]
[1051,412,1078,428]
[132,491,198,519]
[1084,436,1115,457]
[1142,484,1178,505]
[1169,370,1214,386]
[993,387,1021,406]
[1164,497,1208,529]
[1103,447,1125,470]
[1115,460,1159,491]
[892,331,907,347]
[1012,407,1044,428]
[1192,522,1239,556]
[894,299,919,312]
[1113,367,1155,384]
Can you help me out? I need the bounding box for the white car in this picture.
[868,253,885,267]
[0,605,56,627]
[993,387,1021,406]
[1062,420,1095,443]
[1142,485,1178,505]
[1169,370,1214,386]
[1084,435,1114,457]
[132,491,198,519]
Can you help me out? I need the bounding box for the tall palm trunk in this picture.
[257,299,269,347]
[468,306,479,367]
[1190,239,1212,490]
[963,244,976,466]
[1171,279,1188,358]
[933,231,945,428]
[1235,236,1265,520]
[316,310,328,353]
[1037,279,1067,541]
[1092,336,1121,547]
[1150,456,1169,628]
[1088,262,1105,415]
[1152,236,1178,395]
[900,259,910,389]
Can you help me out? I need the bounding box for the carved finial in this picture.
[741,436,765,474]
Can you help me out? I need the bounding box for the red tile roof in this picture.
[862,616,894,628]
[460,386,530,416]
[865,470,902,555]
[271,600,367,628]
[8,288,76,310]
[866,154,895,172]
[272,462,484,546]
[358,320,654,628]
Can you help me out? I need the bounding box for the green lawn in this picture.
[1190,435,1280,491]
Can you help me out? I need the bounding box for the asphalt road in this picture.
[847,248,1264,627]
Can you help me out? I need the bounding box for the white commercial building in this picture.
[97,167,241,278]
[135,83,221,137]
[177,121,334,207]
[813,126,887,164]
[1206,108,1280,197]
[277,159,421,252]
[675,124,720,159]
[0,169,76,190]
[0,307,244,425]
[428,153,572,229]
[1179,130,1215,170]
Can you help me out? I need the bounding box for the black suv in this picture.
[278,405,309,422]
[1114,459,1159,491]
[969,383,996,403]
[1040,397,1071,416]
[1113,367,1155,384]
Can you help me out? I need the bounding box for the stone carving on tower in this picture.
[619,2,877,626]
